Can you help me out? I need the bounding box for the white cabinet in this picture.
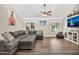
[65,31,79,45]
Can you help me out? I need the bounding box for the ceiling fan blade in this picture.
[40,11,46,13]
[40,11,43,13]
[47,11,52,13]
[47,14,52,16]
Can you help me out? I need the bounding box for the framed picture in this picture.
[8,10,16,26]
[39,20,47,26]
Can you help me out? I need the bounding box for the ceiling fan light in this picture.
[42,14,47,17]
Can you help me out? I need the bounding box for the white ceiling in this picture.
[13,4,76,18]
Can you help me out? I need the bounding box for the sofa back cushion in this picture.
[29,30,36,35]
[9,30,25,38]
[1,32,15,42]
[9,32,17,38]
[18,30,25,36]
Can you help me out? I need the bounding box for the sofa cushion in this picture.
[0,39,10,51]
[1,32,15,42]
[17,30,25,36]
[6,39,19,50]
[16,35,27,39]
[19,36,36,45]
[10,30,25,38]
[9,32,17,38]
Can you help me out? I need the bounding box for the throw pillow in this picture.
[1,32,15,42]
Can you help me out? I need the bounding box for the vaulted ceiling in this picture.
[13,4,76,18]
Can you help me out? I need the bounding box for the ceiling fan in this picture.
[40,4,52,17]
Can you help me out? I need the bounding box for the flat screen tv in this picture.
[67,16,79,27]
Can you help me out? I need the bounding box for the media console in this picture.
[65,30,79,45]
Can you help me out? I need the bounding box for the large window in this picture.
[26,22,35,31]
[50,21,62,34]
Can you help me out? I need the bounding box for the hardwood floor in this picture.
[16,37,79,55]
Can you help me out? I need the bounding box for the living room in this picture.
[1,4,79,55]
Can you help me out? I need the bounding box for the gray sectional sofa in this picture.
[0,30,43,55]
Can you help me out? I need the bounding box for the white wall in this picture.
[0,5,8,33]
[0,4,24,39]
[24,18,63,37]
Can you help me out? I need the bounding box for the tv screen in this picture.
[67,16,79,27]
